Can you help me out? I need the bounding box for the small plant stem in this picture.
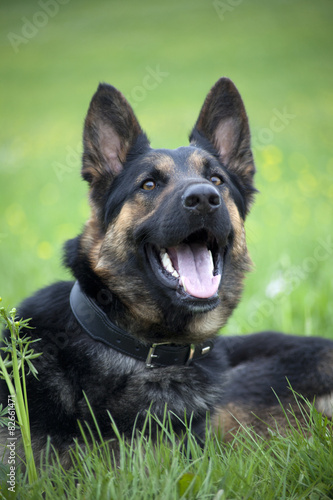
[0,307,38,483]
[11,322,37,482]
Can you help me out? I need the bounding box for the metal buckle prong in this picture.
[146,342,171,368]
[185,344,196,366]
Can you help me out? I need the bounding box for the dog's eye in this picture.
[210,175,223,186]
[142,180,156,191]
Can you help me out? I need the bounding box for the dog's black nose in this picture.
[182,184,221,214]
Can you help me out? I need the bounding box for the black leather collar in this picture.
[69,281,214,368]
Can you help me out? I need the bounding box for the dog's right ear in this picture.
[190,78,256,215]
[82,84,149,205]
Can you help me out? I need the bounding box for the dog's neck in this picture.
[69,281,214,368]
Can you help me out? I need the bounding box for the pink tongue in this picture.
[168,244,221,299]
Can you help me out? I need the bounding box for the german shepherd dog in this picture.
[1,78,333,464]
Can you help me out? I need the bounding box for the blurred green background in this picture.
[0,0,332,336]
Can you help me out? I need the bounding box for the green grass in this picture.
[1,403,333,499]
[0,0,333,496]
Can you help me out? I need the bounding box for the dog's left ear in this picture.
[190,78,256,213]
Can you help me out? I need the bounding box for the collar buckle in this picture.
[146,342,172,368]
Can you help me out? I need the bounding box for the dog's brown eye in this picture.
[210,175,223,186]
[142,180,156,191]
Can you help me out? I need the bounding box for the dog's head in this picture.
[65,78,256,343]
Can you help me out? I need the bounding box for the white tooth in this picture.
[172,270,179,278]
[180,276,187,292]
[161,253,168,266]
[161,252,176,274]
[162,253,171,268]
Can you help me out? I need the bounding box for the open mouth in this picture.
[145,229,223,300]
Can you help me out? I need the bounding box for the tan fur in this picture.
[213,401,310,441]
[137,152,176,176]
[189,307,229,340]
[89,206,162,329]
[223,190,250,263]
[81,211,104,267]
[97,203,137,266]
[187,150,207,174]
[154,153,176,173]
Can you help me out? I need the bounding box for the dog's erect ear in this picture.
[82,83,149,201]
[190,78,256,213]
